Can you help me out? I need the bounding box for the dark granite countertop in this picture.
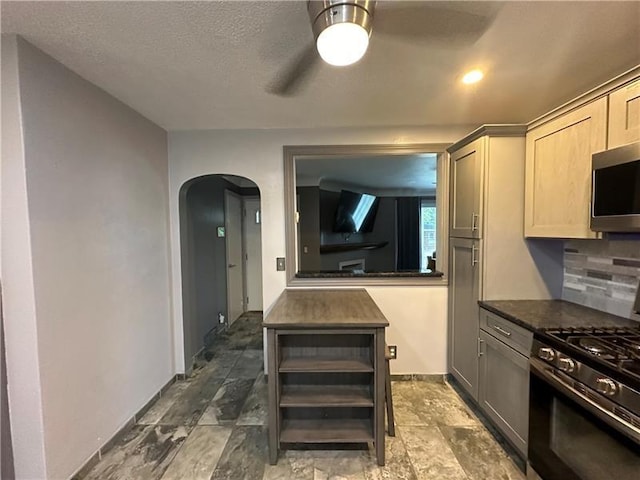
[479,299,640,332]
[296,269,444,278]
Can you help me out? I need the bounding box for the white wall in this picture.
[368,286,448,374]
[169,125,474,374]
[2,37,173,479]
[1,35,47,480]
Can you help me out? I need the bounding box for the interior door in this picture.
[243,197,263,311]
[225,190,244,325]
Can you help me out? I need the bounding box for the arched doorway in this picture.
[179,174,262,372]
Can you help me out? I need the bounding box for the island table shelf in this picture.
[263,288,388,466]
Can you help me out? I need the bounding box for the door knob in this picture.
[228,264,237,268]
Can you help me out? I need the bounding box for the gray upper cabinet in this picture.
[448,127,557,301]
[447,125,556,404]
[449,138,484,239]
[449,237,481,399]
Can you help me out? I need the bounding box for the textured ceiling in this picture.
[296,154,437,193]
[2,1,639,130]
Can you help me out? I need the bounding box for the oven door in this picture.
[529,358,640,480]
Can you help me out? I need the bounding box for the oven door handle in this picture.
[530,358,640,445]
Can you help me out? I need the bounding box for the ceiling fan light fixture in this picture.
[317,23,369,66]
[462,69,484,84]
[308,1,375,67]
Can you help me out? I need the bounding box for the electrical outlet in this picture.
[218,313,225,324]
[388,345,397,359]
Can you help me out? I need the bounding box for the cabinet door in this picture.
[479,330,529,457]
[450,138,484,238]
[608,79,640,148]
[524,97,607,238]
[449,237,481,400]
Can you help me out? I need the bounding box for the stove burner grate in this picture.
[544,327,640,381]
[578,337,610,355]
[626,341,640,353]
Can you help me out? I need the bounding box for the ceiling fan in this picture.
[267,0,498,97]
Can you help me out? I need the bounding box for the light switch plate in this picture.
[276,257,286,271]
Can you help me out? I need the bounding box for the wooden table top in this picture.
[263,289,389,328]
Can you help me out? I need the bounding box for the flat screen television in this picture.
[333,190,379,233]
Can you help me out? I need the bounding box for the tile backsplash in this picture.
[563,239,640,320]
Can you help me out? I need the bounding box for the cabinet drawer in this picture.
[479,308,533,357]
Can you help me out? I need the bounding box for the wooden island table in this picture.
[263,288,389,466]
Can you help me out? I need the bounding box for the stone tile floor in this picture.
[78,312,525,480]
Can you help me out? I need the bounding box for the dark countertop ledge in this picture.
[296,270,443,278]
[479,299,640,333]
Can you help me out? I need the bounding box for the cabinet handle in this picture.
[471,244,479,266]
[492,324,512,337]
[478,337,484,357]
[471,212,479,231]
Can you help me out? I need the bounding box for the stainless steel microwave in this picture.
[591,141,640,232]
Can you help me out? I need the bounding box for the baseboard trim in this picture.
[265,373,445,383]
[188,345,205,374]
[70,374,181,479]
[390,374,445,382]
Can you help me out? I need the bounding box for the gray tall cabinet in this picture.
[449,134,484,398]
[447,126,557,455]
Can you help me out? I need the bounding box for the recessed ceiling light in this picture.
[462,69,484,84]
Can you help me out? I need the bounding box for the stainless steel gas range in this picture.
[528,327,640,480]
